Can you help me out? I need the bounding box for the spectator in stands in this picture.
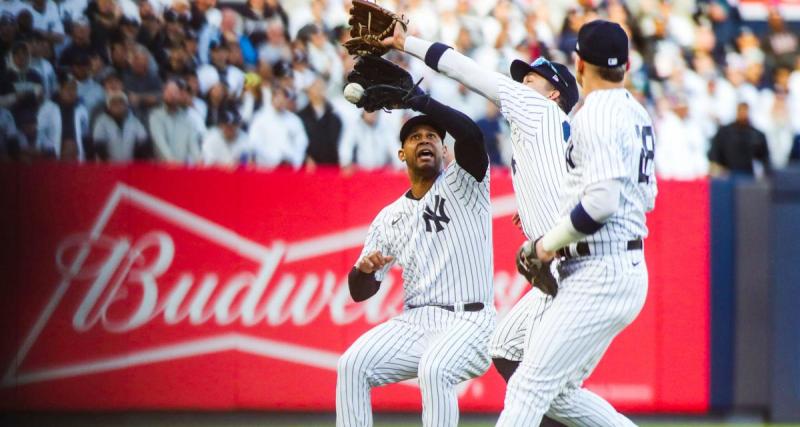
[0,42,43,147]
[71,52,105,115]
[763,67,795,169]
[299,76,341,169]
[93,91,149,162]
[161,45,193,81]
[162,10,191,63]
[655,95,709,180]
[118,15,141,45]
[248,85,307,168]
[0,106,22,158]
[197,40,244,98]
[300,23,342,91]
[124,46,163,119]
[202,108,249,166]
[36,74,90,161]
[15,9,37,40]
[86,0,121,51]
[241,0,288,45]
[28,33,56,99]
[204,82,229,127]
[0,13,17,64]
[339,110,401,171]
[475,100,505,166]
[58,0,89,24]
[258,17,291,65]
[28,0,64,43]
[149,79,201,163]
[183,72,207,134]
[709,102,772,177]
[763,8,798,71]
[137,1,165,56]
[58,18,97,68]
[219,8,257,68]
[190,0,216,31]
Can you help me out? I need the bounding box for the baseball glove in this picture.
[346,55,426,112]
[516,239,558,297]
[343,0,407,57]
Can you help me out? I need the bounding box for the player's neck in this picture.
[408,175,436,199]
[581,77,624,97]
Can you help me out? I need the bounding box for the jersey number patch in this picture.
[423,195,450,232]
[636,125,655,183]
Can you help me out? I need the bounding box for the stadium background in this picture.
[1,0,799,425]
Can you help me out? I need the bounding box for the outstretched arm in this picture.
[409,95,488,182]
[384,26,503,102]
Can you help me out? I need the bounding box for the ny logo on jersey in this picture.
[422,195,450,233]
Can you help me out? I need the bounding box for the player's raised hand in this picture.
[382,19,407,51]
[357,251,395,274]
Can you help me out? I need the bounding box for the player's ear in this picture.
[625,61,631,72]
[398,148,405,162]
[549,89,561,101]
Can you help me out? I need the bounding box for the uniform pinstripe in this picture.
[489,77,569,364]
[495,77,569,241]
[496,88,657,427]
[336,162,496,427]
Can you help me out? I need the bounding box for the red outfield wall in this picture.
[0,163,709,412]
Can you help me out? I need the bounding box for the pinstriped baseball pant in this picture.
[336,305,495,427]
[490,287,554,362]
[496,250,648,427]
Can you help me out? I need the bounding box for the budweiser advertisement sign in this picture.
[0,163,709,412]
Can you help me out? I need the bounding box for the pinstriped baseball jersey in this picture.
[357,162,493,307]
[561,88,658,244]
[496,76,570,240]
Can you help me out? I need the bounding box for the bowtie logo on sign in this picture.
[3,183,527,396]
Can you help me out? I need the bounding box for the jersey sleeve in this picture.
[356,211,395,281]
[575,106,628,185]
[444,161,490,213]
[497,76,560,133]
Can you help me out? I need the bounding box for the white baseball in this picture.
[344,83,364,104]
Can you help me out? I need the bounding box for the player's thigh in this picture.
[491,289,552,361]
[339,317,425,387]
[520,262,638,378]
[419,309,495,383]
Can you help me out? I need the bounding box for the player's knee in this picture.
[337,347,365,378]
[417,358,452,387]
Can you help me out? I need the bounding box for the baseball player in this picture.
[383,19,580,413]
[496,20,657,426]
[336,91,495,426]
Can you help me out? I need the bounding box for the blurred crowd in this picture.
[0,0,798,179]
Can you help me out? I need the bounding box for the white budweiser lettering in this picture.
[4,182,524,388]
[59,230,410,332]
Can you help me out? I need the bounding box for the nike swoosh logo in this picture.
[632,261,641,267]
[392,218,402,226]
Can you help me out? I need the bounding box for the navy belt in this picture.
[408,302,484,312]
[557,239,643,260]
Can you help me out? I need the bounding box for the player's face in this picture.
[399,125,445,178]
[522,72,558,100]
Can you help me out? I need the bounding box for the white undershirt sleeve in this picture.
[404,36,501,103]
[541,179,622,251]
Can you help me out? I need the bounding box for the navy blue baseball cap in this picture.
[575,20,629,68]
[399,115,446,145]
[510,57,579,114]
